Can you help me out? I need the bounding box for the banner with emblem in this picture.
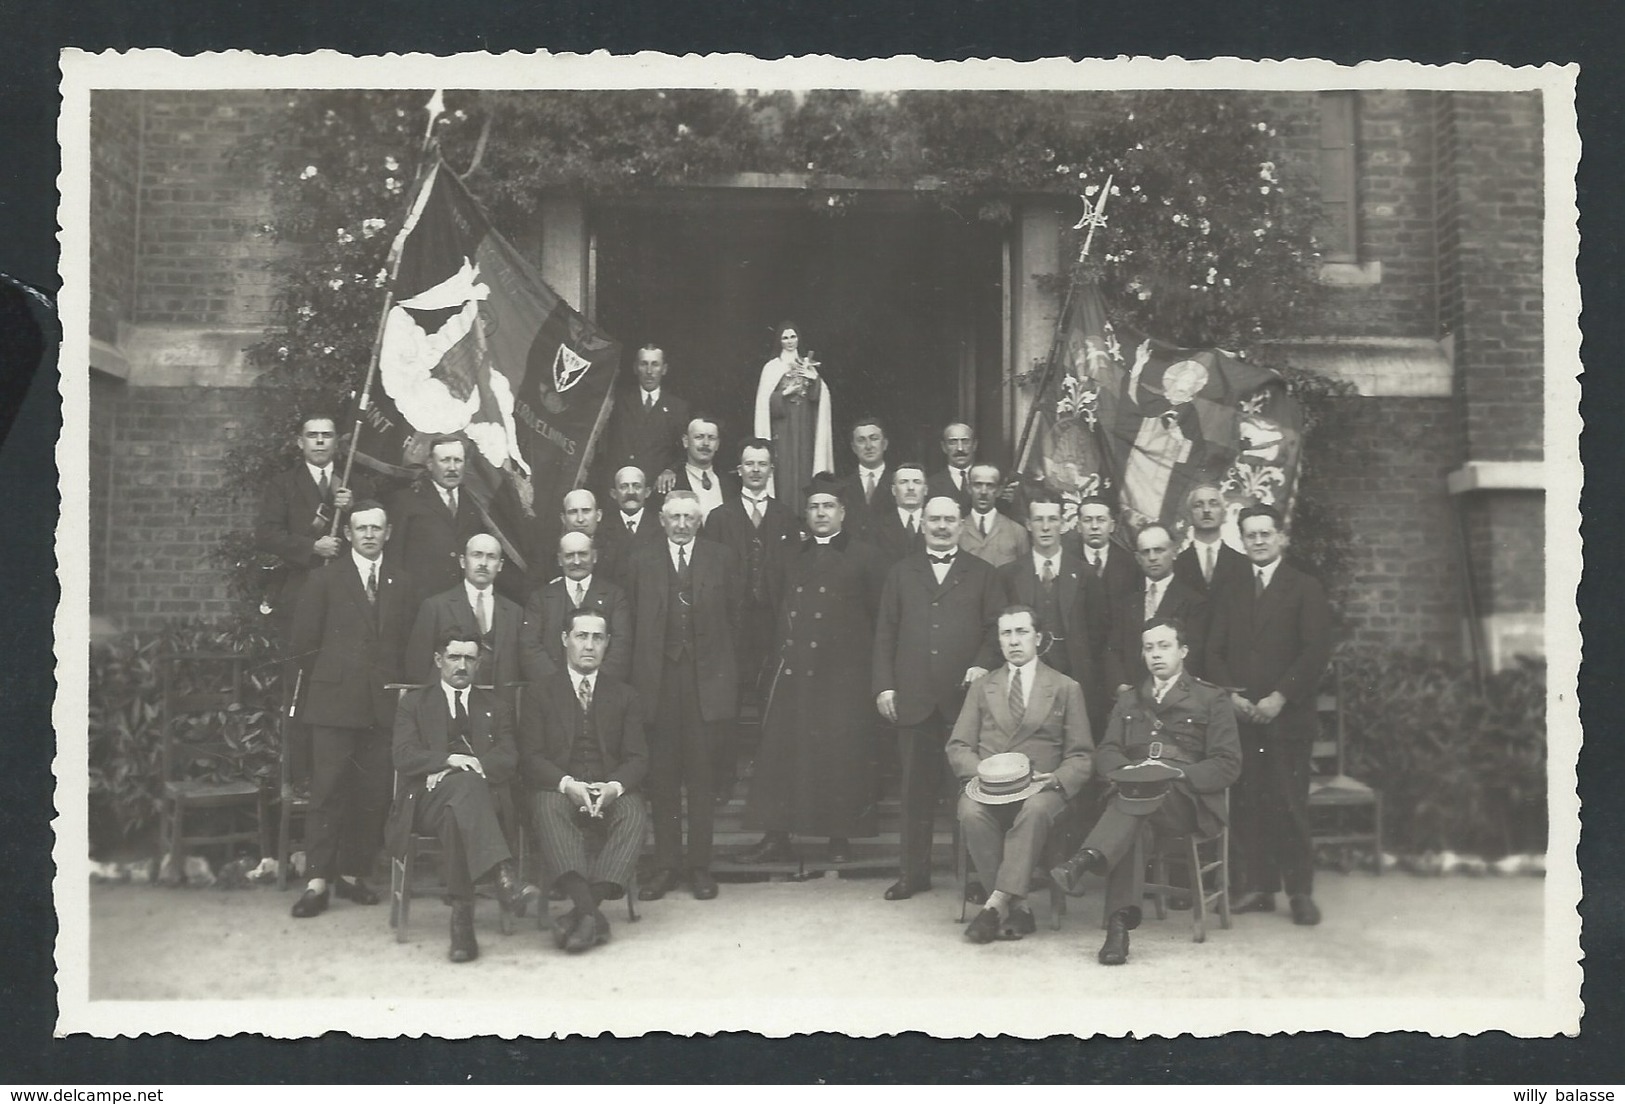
[1022,281,1304,546]
[352,157,621,573]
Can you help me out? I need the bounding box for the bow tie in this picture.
[928,552,957,565]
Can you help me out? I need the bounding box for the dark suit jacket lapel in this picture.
[1251,564,1285,639]
[421,684,451,759]
[933,553,968,598]
[340,557,378,635]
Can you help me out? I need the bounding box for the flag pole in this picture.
[1013,179,1112,478]
[331,92,447,535]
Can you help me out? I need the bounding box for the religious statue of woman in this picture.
[753,320,834,509]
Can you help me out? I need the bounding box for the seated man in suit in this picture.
[947,605,1094,942]
[521,608,650,955]
[387,628,540,963]
[1052,617,1241,966]
[405,533,523,701]
[520,531,632,686]
[959,463,1029,568]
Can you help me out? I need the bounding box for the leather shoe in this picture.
[494,862,540,917]
[1050,848,1107,897]
[884,878,930,901]
[550,908,579,950]
[1000,906,1037,940]
[564,909,610,954]
[333,877,380,905]
[731,834,796,864]
[1232,891,1277,914]
[1289,894,1322,926]
[638,868,680,901]
[448,900,479,963]
[690,869,719,900]
[826,838,851,864]
[290,886,329,918]
[964,906,1003,944]
[1098,910,1131,965]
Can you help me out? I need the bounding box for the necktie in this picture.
[1145,581,1160,622]
[906,513,918,537]
[1040,558,1055,584]
[453,689,469,746]
[1008,667,1025,722]
[577,676,592,714]
[474,588,489,634]
[626,516,637,536]
[644,392,654,411]
[864,470,876,504]
[1255,567,1266,597]
[1154,680,1168,704]
[1090,550,1103,577]
[317,469,330,502]
[954,469,964,492]
[443,487,457,513]
[749,497,763,527]
[700,471,713,491]
[1202,543,1215,583]
[366,562,378,605]
[572,582,586,607]
[677,544,688,577]
[979,513,989,537]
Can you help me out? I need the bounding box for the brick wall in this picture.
[89,374,120,615]
[101,386,258,631]
[90,92,140,346]
[131,91,281,329]
[1310,397,1464,652]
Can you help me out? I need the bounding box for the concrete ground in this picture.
[87,868,1546,1018]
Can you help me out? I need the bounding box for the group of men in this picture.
[253,341,1332,967]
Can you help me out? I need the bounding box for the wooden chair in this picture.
[1311,660,1385,872]
[158,651,271,881]
[385,684,517,944]
[1143,790,1231,943]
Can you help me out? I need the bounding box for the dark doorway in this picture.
[592,193,1004,474]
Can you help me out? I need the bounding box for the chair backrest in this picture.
[1311,657,1349,778]
[159,651,248,786]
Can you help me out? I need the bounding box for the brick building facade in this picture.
[86,88,1547,667]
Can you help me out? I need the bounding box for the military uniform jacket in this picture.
[1095,673,1242,837]
[289,554,415,731]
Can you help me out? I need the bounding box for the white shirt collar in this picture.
[622,507,644,528]
[898,505,920,525]
[742,488,770,504]
[569,667,597,696]
[641,386,661,406]
[1153,673,1179,700]
[668,539,692,567]
[351,549,381,578]
[1145,574,1168,596]
[306,461,333,484]
[463,579,493,608]
[564,573,594,598]
[1031,548,1060,574]
[1008,658,1036,693]
[441,680,469,716]
[814,533,836,544]
[1255,558,1282,589]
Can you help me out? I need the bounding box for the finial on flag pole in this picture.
[423,89,446,145]
[1073,174,1114,261]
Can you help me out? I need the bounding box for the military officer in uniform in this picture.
[1052,616,1241,966]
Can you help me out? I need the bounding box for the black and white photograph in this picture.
[53,51,1581,1039]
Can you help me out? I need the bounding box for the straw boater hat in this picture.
[966,752,1047,805]
[1107,759,1184,815]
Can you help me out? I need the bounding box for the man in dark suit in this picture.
[388,436,485,610]
[836,415,895,539]
[520,532,632,687]
[521,608,650,955]
[1105,522,1208,692]
[997,492,1110,735]
[1173,482,1252,601]
[387,629,539,962]
[702,438,800,798]
[925,422,977,512]
[670,414,736,522]
[1204,503,1334,925]
[873,494,1003,900]
[624,491,742,901]
[947,606,1094,942]
[1052,617,1241,966]
[601,343,691,498]
[1071,495,1139,597]
[558,488,626,589]
[602,465,664,561]
[405,533,523,701]
[287,500,414,919]
[254,413,356,787]
[866,461,929,567]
